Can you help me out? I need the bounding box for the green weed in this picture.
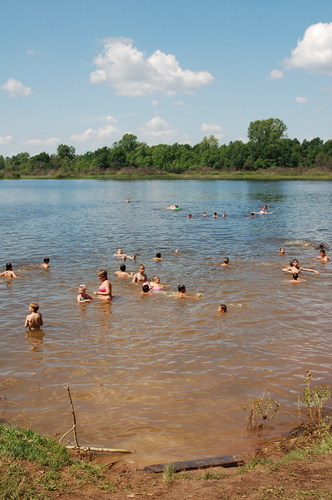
[163,462,176,483]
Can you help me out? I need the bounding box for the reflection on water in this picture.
[0,179,331,466]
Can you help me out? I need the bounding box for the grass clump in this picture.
[0,424,70,469]
[163,462,176,483]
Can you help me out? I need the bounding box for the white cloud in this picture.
[172,100,185,106]
[25,137,59,147]
[295,96,308,103]
[0,135,13,145]
[90,37,213,96]
[201,123,224,140]
[151,100,159,106]
[1,78,32,97]
[284,23,332,75]
[268,69,283,80]
[26,48,35,55]
[70,117,118,143]
[138,116,179,144]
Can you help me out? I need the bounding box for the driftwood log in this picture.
[144,455,245,473]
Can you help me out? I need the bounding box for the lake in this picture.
[0,179,331,466]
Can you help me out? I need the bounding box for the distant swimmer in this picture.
[220,257,230,267]
[282,259,319,275]
[222,213,227,217]
[114,248,136,261]
[175,284,202,298]
[40,257,50,269]
[77,284,93,303]
[94,270,112,300]
[24,302,43,330]
[213,212,218,218]
[218,304,227,313]
[141,283,153,296]
[278,248,286,255]
[260,205,268,214]
[0,262,19,278]
[149,276,167,291]
[125,199,132,203]
[202,212,207,217]
[165,204,180,210]
[316,249,330,263]
[132,264,147,284]
[114,264,133,278]
[153,252,163,261]
[186,214,193,219]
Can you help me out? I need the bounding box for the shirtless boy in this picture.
[24,303,43,330]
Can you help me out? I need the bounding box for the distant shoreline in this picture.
[2,169,332,181]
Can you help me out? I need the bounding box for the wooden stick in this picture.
[65,386,80,447]
[66,445,135,453]
[144,455,244,473]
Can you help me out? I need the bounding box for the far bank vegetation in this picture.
[1,118,332,179]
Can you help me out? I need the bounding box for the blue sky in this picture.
[1,0,332,157]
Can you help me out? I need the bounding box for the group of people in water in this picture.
[166,204,271,219]
[1,214,329,330]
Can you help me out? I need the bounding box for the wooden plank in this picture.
[144,455,245,473]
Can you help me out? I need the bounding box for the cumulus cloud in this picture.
[1,78,32,97]
[90,37,213,96]
[284,23,332,75]
[70,117,118,143]
[201,123,224,140]
[25,137,59,147]
[268,69,283,80]
[138,116,179,144]
[295,96,308,103]
[0,135,13,145]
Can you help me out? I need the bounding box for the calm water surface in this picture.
[0,179,331,466]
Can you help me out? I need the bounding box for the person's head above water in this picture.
[98,269,108,279]
[142,283,150,293]
[120,264,126,272]
[5,263,12,270]
[44,257,50,264]
[178,285,186,293]
[218,304,227,313]
[155,252,161,258]
[224,257,229,264]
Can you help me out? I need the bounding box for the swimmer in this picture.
[132,264,147,284]
[260,205,268,214]
[213,212,218,218]
[94,270,112,300]
[174,249,180,255]
[218,304,227,313]
[248,212,255,218]
[141,283,153,296]
[222,213,227,218]
[0,263,19,278]
[175,285,202,298]
[316,249,330,263]
[24,303,43,330]
[165,204,179,210]
[149,276,167,291]
[202,212,207,217]
[114,248,136,260]
[125,199,132,203]
[77,284,93,303]
[153,252,163,261]
[40,257,50,269]
[318,243,327,250]
[186,214,193,219]
[278,248,286,255]
[220,257,230,267]
[114,264,133,278]
[282,259,319,275]
[285,273,306,283]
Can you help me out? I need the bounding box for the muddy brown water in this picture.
[0,179,331,466]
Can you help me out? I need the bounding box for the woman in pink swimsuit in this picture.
[94,270,112,300]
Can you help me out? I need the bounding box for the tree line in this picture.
[1,118,332,178]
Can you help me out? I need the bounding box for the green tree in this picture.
[248,118,287,144]
[57,144,75,160]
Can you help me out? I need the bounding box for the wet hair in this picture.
[178,285,186,293]
[142,284,150,293]
[319,243,326,249]
[290,259,298,266]
[292,273,299,280]
[155,252,161,258]
[120,264,126,272]
[30,302,39,312]
[5,263,12,270]
[320,249,326,255]
[219,304,227,312]
[98,269,108,279]
[224,257,229,264]
[44,257,50,263]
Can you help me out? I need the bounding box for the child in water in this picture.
[0,262,19,278]
[24,303,43,330]
[77,285,93,303]
[40,257,50,269]
[218,304,227,313]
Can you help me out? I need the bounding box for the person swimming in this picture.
[220,257,230,267]
[114,248,136,260]
[114,264,133,278]
[282,259,319,275]
[175,285,202,298]
[0,262,19,278]
[218,304,227,313]
[153,252,163,261]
